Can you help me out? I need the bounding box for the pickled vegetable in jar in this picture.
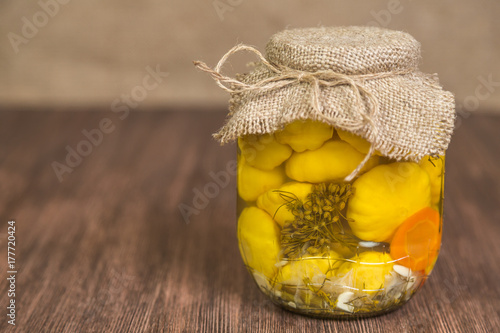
[236,124,445,317]
[195,26,455,318]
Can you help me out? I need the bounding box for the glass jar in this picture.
[236,120,445,317]
[195,26,455,318]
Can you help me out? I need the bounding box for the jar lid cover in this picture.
[266,26,421,74]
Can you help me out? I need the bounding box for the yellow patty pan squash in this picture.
[238,156,285,202]
[337,129,382,156]
[275,120,333,152]
[337,129,371,154]
[336,251,394,293]
[285,140,379,183]
[419,155,445,206]
[238,207,281,279]
[238,134,293,170]
[275,251,341,286]
[346,162,431,242]
[257,182,313,227]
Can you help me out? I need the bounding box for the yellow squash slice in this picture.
[238,134,292,170]
[275,120,333,152]
[346,162,431,242]
[336,251,394,293]
[285,140,379,183]
[238,207,281,279]
[238,156,285,202]
[276,251,341,286]
[257,182,313,227]
[419,155,445,206]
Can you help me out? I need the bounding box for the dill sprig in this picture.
[280,183,357,258]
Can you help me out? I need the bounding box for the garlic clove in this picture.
[393,264,412,278]
[336,291,355,313]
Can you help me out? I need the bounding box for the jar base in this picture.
[272,297,406,319]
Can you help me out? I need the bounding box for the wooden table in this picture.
[0,110,499,332]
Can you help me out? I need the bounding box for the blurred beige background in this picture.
[0,0,499,112]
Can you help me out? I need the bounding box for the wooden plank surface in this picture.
[0,110,499,333]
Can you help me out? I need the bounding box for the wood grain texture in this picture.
[0,110,499,333]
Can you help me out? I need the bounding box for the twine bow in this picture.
[194,44,413,181]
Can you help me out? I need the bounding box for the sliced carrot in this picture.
[390,207,441,272]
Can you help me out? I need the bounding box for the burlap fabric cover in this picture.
[197,26,455,162]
